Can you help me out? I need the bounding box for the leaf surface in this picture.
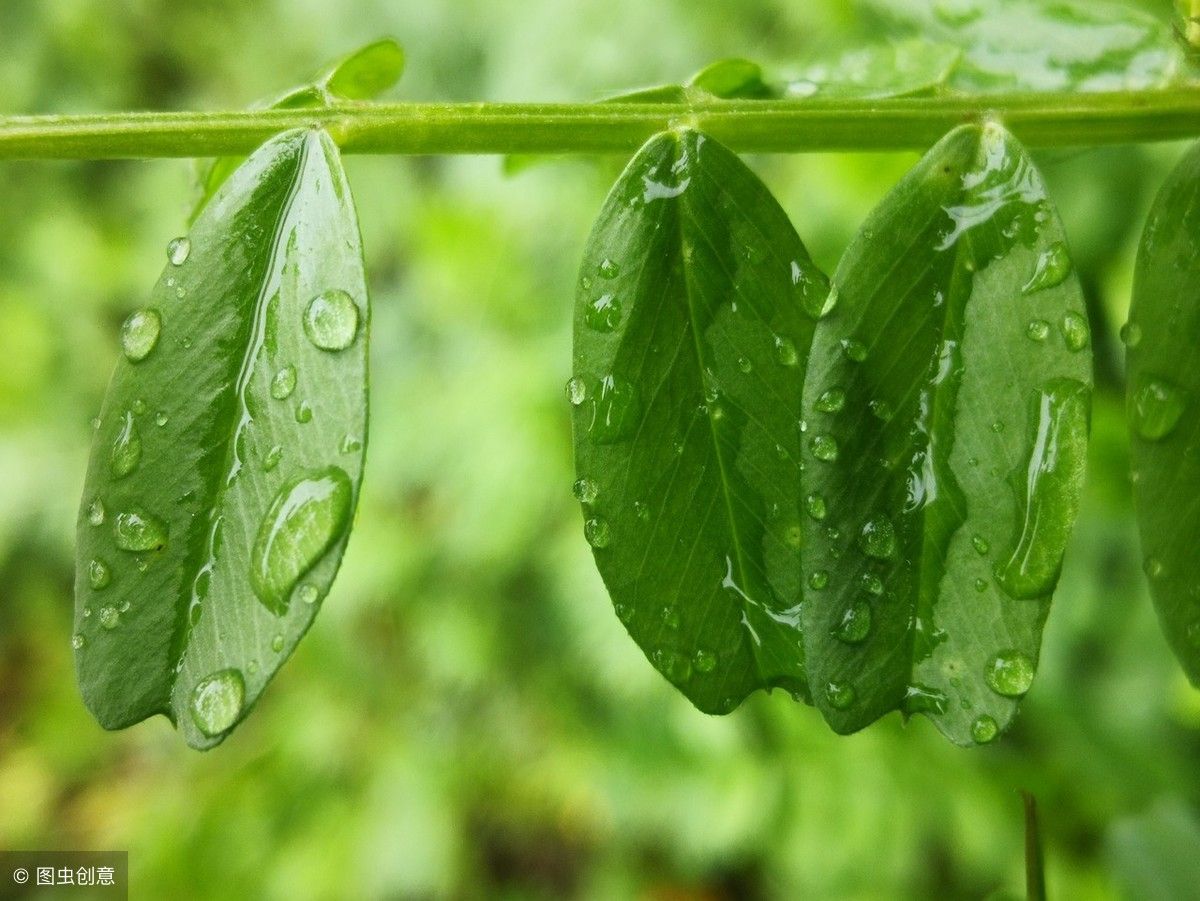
[800,123,1092,744]
[572,129,828,711]
[76,128,369,749]
[1127,140,1200,685]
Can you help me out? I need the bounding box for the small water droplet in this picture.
[1022,242,1071,294]
[271,365,297,400]
[736,356,752,374]
[1132,377,1187,441]
[1060,312,1088,351]
[991,421,1005,434]
[1025,319,1050,342]
[971,714,999,744]
[271,634,285,653]
[303,289,360,351]
[167,236,191,266]
[1120,321,1142,348]
[584,293,623,332]
[263,444,283,471]
[297,583,320,605]
[88,558,111,590]
[98,605,120,630]
[984,650,1035,697]
[71,634,85,650]
[974,577,988,592]
[841,339,868,362]
[869,399,892,420]
[598,258,620,279]
[971,534,990,555]
[808,570,829,590]
[155,411,169,427]
[860,516,897,560]
[572,478,598,504]
[566,377,587,406]
[811,435,839,462]
[190,668,245,736]
[825,681,856,710]
[120,309,162,362]
[109,411,142,478]
[860,573,884,595]
[114,510,168,552]
[584,517,611,548]
[87,497,106,526]
[815,387,846,413]
[131,398,147,416]
[833,601,871,644]
[773,335,799,367]
[295,401,313,424]
[804,493,827,521]
[633,500,650,522]
[1144,556,1164,579]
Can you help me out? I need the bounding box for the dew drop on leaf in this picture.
[1120,321,1142,348]
[120,309,162,363]
[773,335,799,367]
[984,650,1034,697]
[825,681,856,710]
[586,375,640,443]
[841,338,868,362]
[87,497,106,526]
[597,257,620,279]
[166,236,191,266]
[113,510,168,552]
[693,648,717,673]
[971,534,990,555]
[971,714,999,744]
[804,493,827,521]
[295,401,313,424]
[1131,377,1187,441]
[860,572,884,596]
[98,605,120,630]
[303,289,360,351]
[811,434,839,461]
[271,635,285,653]
[297,583,320,605]
[190,669,245,737]
[88,558,111,590]
[71,634,85,650]
[1060,312,1089,352]
[271,365,297,400]
[109,411,142,478]
[1021,242,1071,294]
[815,387,846,413]
[859,515,897,560]
[902,684,948,716]
[1025,319,1050,342]
[572,478,598,504]
[565,376,587,406]
[808,570,829,590]
[584,517,611,548]
[832,601,872,644]
[263,445,283,472]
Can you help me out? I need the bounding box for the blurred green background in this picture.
[2,1,1200,898]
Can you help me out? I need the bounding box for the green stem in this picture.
[2,89,1200,159]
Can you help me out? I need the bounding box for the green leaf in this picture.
[686,58,772,99]
[191,38,404,221]
[571,128,829,711]
[786,40,962,99]
[799,122,1091,744]
[75,128,369,749]
[864,0,1186,92]
[1127,140,1200,685]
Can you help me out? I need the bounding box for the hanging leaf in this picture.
[571,128,829,711]
[191,39,404,220]
[1127,140,1200,686]
[75,128,369,749]
[800,122,1092,744]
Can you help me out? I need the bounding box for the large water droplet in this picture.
[808,570,829,590]
[109,411,142,478]
[88,558,111,590]
[98,605,120,629]
[190,669,245,737]
[984,650,1035,697]
[584,517,611,548]
[271,365,297,400]
[120,309,162,363]
[971,714,999,744]
[586,375,640,444]
[811,435,839,462]
[303,289,360,351]
[566,376,587,406]
[995,379,1090,599]
[573,478,598,504]
[167,236,191,266]
[815,388,846,413]
[584,294,623,332]
[1132,377,1186,441]
[113,510,168,552]
[263,445,283,471]
[1021,242,1071,294]
[825,681,856,710]
[250,467,353,614]
[832,601,871,644]
[1025,319,1050,342]
[860,516,897,560]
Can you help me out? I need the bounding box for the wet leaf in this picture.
[800,123,1091,744]
[75,129,369,749]
[786,40,962,99]
[571,129,828,711]
[1127,140,1200,686]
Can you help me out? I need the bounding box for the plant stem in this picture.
[3,90,1200,159]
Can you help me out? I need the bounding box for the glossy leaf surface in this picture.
[1127,140,1200,685]
[787,40,962,99]
[800,123,1091,744]
[76,129,369,749]
[572,129,828,711]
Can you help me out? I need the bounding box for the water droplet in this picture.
[586,375,640,443]
[1132,377,1186,441]
[694,648,717,673]
[995,379,1090,599]
[984,650,1035,697]
[1120,321,1142,348]
[295,402,313,424]
[773,335,799,367]
[833,601,871,644]
[1144,555,1164,579]
[98,605,120,630]
[120,309,162,363]
[815,388,845,413]
[633,500,650,522]
[263,444,283,471]
[566,377,587,406]
[572,478,598,504]
[657,650,692,683]
[808,570,829,590]
[190,669,245,736]
[1060,312,1088,352]
[87,497,106,526]
[860,516,897,560]
[1025,319,1050,342]
[736,356,752,374]
[971,534,990,555]
[811,435,839,462]
[869,399,892,420]
[804,493,827,521]
[131,398,147,416]
[860,573,884,595]
[71,634,85,650]
[155,411,169,427]
[971,714,999,744]
[584,517,611,548]
[339,435,362,454]
[841,339,868,362]
[1022,242,1071,294]
[584,293,623,332]
[598,257,620,279]
[250,467,353,614]
[974,577,988,592]
[825,681,856,710]
[271,634,285,653]
[114,510,168,552]
[167,236,191,266]
[902,684,948,716]
[991,421,1005,433]
[88,558,111,590]
[271,365,297,400]
[109,411,141,478]
[303,289,360,351]
[297,583,320,605]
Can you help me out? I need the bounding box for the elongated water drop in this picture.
[1021,242,1071,294]
[190,669,245,736]
[815,387,846,413]
[773,335,799,367]
[1131,377,1187,441]
[1060,312,1089,352]
[996,379,1090,599]
[271,365,297,400]
[120,309,162,363]
[984,650,1035,697]
[565,377,587,406]
[88,558,111,590]
[250,467,353,614]
[166,236,191,266]
[587,375,640,443]
[303,289,360,351]
[584,294,623,332]
[87,497,106,526]
[109,411,142,478]
[113,510,168,552]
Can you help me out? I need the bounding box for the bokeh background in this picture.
[2,1,1200,898]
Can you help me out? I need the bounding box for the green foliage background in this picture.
[1,0,1199,897]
